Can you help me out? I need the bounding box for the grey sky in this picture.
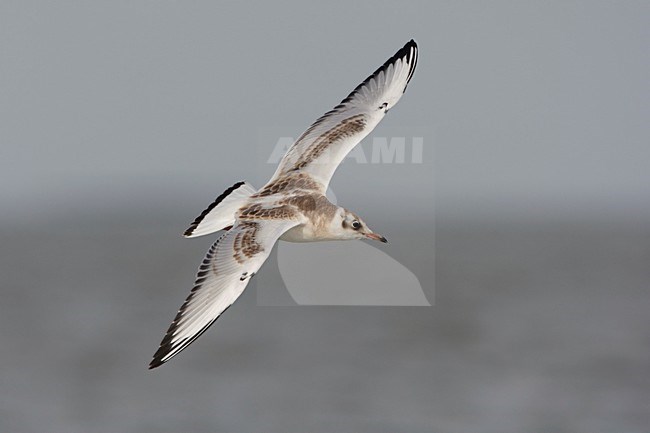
[1,1,649,225]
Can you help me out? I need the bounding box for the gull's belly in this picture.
[280,223,326,242]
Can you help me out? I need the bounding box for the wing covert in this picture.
[269,40,418,189]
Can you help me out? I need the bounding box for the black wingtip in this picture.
[405,39,417,49]
[334,39,418,109]
[382,39,418,76]
[399,39,418,90]
[148,349,167,370]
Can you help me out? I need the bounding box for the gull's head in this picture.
[333,209,387,243]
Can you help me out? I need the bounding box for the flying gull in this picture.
[149,40,418,369]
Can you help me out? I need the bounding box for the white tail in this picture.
[183,181,256,238]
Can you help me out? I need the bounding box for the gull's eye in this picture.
[351,220,362,230]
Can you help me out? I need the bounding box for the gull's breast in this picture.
[279,221,322,242]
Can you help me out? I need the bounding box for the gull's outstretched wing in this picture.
[149,218,299,369]
[269,40,418,190]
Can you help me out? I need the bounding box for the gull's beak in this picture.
[365,232,388,243]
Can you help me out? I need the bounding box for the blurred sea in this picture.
[1,213,648,433]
